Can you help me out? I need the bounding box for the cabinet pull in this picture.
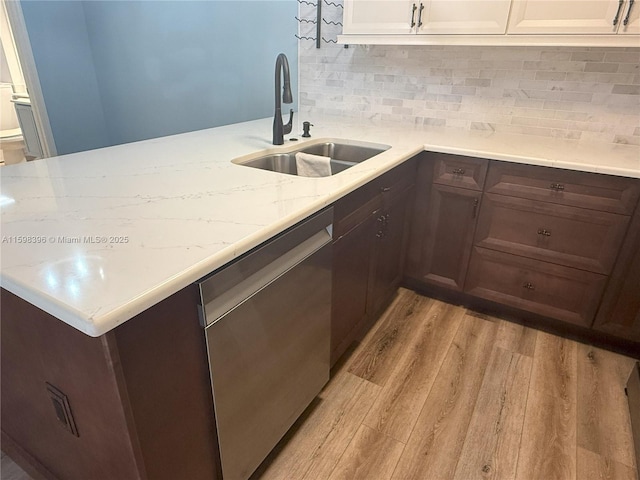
[380,186,391,192]
[537,228,552,237]
[550,183,565,191]
[452,168,466,176]
[410,3,417,27]
[417,3,424,27]
[624,0,635,25]
[472,198,479,219]
[614,0,624,25]
[376,231,384,238]
[523,282,535,290]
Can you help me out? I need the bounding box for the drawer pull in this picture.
[417,2,424,27]
[614,0,624,25]
[376,231,384,238]
[523,282,535,290]
[624,0,635,25]
[381,186,392,193]
[550,183,565,191]
[452,168,466,176]
[537,228,552,237]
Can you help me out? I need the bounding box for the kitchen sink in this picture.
[232,140,390,176]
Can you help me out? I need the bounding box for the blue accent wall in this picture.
[20,1,110,154]
[21,1,298,154]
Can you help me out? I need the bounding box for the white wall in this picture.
[298,7,640,145]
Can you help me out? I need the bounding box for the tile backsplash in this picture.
[298,32,640,144]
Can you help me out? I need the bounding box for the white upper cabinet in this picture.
[507,0,640,34]
[343,0,416,34]
[343,0,512,35]
[419,0,511,34]
[621,0,640,33]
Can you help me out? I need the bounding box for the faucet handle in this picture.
[284,109,294,135]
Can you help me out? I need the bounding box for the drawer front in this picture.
[334,159,416,239]
[432,153,489,191]
[465,247,607,327]
[333,187,381,240]
[485,162,640,214]
[475,194,630,274]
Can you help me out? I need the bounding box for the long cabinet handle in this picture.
[417,2,425,27]
[614,0,624,25]
[410,3,417,28]
[472,198,479,219]
[624,0,635,25]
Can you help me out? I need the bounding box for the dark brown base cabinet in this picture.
[1,287,221,480]
[331,159,416,365]
[405,154,487,290]
[406,152,640,356]
[594,201,640,342]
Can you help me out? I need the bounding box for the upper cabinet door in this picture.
[508,0,627,34]
[418,0,512,34]
[343,0,417,34]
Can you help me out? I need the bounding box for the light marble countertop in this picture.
[1,114,639,336]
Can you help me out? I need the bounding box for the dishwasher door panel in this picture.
[205,243,331,480]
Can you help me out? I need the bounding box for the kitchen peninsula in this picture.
[2,115,639,480]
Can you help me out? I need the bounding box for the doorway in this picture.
[1,0,54,163]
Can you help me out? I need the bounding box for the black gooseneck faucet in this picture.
[273,53,293,145]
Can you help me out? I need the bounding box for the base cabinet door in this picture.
[593,205,640,341]
[410,183,482,291]
[331,214,377,364]
[405,153,487,291]
[368,186,413,316]
[331,159,417,365]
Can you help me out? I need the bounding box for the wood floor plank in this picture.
[252,371,380,480]
[494,319,537,357]
[576,344,637,468]
[390,313,498,480]
[327,424,405,480]
[515,331,578,480]
[577,446,638,480]
[362,300,463,443]
[529,330,577,402]
[453,346,532,480]
[347,289,434,386]
[515,388,577,480]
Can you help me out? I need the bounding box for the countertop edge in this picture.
[2,117,638,336]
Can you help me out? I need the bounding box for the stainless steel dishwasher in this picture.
[198,208,333,480]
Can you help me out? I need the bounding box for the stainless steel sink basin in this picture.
[233,140,390,176]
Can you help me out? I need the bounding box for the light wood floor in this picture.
[3,289,638,480]
[252,288,639,480]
